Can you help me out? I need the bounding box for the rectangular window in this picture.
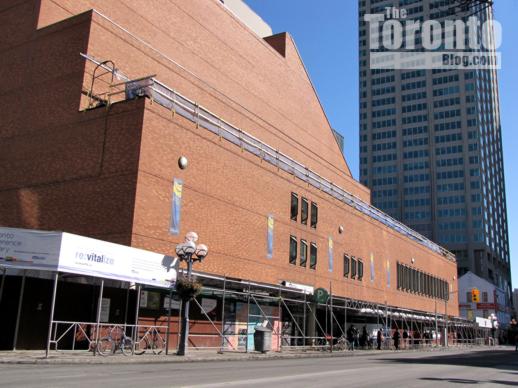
[310,243,317,270]
[343,255,350,278]
[482,291,488,302]
[351,257,357,279]
[310,202,318,228]
[300,239,307,267]
[289,236,297,265]
[358,260,364,280]
[301,198,309,225]
[290,193,298,221]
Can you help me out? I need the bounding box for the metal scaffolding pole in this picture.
[45,272,59,358]
[0,267,6,307]
[93,279,104,356]
[219,276,227,352]
[12,270,26,350]
[329,282,333,352]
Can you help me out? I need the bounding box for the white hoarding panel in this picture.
[59,233,177,288]
[0,227,62,271]
[0,227,177,288]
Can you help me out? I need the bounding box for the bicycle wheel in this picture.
[120,336,134,356]
[134,337,149,355]
[152,336,165,355]
[96,337,114,356]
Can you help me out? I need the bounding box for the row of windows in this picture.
[437,182,464,192]
[404,150,429,159]
[436,157,463,167]
[396,263,449,301]
[402,103,427,113]
[437,208,466,218]
[404,186,430,195]
[372,97,396,107]
[290,193,318,228]
[403,137,428,147]
[434,97,460,109]
[372,189,398,199]
[372,142,396,151]
[372,119,396,129]
[371,75,395,85]
[402,91,427,102]
[432,74,459,85]
[434,109,461,120]
[403,125,428,136]
[401,70,426,80]
[403,161,429,171]
[402,80,426,91]
[435,133,462,143]
[372,153,397,163]
[372,176,398,186]
[372,108,396,118]
[404,173,430,183]
[343,255,363,281]
[436,145,463,155]
[434,121,461,132]
[402,115,428,124]
[437,195,465,205]
[372,130,396,140]
[433,85,460,97]
[436,170,464,180]
[404,198,430,207]
[289,236,317,269]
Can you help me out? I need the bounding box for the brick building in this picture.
[0,0,461,350]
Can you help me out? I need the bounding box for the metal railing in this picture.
[48,320,168,355]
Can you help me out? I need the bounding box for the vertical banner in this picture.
[328,236,333,272]
[169,178,183,235]
[266,215,274,259]
[370,253,375,283]
[386,259,391,288]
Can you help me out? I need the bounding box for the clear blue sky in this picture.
[245,0,518,288]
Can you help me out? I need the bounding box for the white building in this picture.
[458,271,510,328]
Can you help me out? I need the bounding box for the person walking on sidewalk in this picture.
[377,328,383,350]
[393,329,401,351]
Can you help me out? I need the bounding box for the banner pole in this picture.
[94,279,104,356]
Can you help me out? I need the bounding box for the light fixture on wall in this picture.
[178,156,188,170]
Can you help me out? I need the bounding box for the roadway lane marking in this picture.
[180,369,350,388]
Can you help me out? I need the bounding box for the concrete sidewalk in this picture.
[0,346,505,365]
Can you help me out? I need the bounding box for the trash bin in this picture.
[253,326,272,353]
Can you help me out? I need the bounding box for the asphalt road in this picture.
[1,349,517,388]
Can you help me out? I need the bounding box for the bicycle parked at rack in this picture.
[134,327,165,355]
[334,335,352,351]
[96,325,134,356]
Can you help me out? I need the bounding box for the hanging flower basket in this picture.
[175,276,202,300]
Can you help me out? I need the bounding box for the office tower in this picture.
[358,0,511,297]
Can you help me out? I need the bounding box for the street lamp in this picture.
[176,232,208,356]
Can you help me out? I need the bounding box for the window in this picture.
[343,255,350,278]
[482,291,488,302]
[301,198,309,225]
[310,243,317,270]
[290,193,298,221]
[351,257,357,279]
[300,239,307,267]
[289,236,297,265]
[358,260,364,280]
[310,202,318,228]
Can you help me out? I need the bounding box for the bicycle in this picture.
[334,335,351,351]
[96,325,134,356]
[134,327,165,355]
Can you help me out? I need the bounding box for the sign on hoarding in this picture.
[0,227,177,288]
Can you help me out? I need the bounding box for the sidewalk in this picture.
[0,346,506,365]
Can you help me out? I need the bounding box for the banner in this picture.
[370,253,375,282]
[328,236,333,272]
[0,227,177,288]
[169,178,183,235]
[266,215,274,259]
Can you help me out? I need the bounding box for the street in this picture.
[0,349,517,387]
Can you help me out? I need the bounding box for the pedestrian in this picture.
[361,326,368,348]
[402,330,409,349]
[347,325,355,351]
[377,328,383,350]
[393,329,401,350]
